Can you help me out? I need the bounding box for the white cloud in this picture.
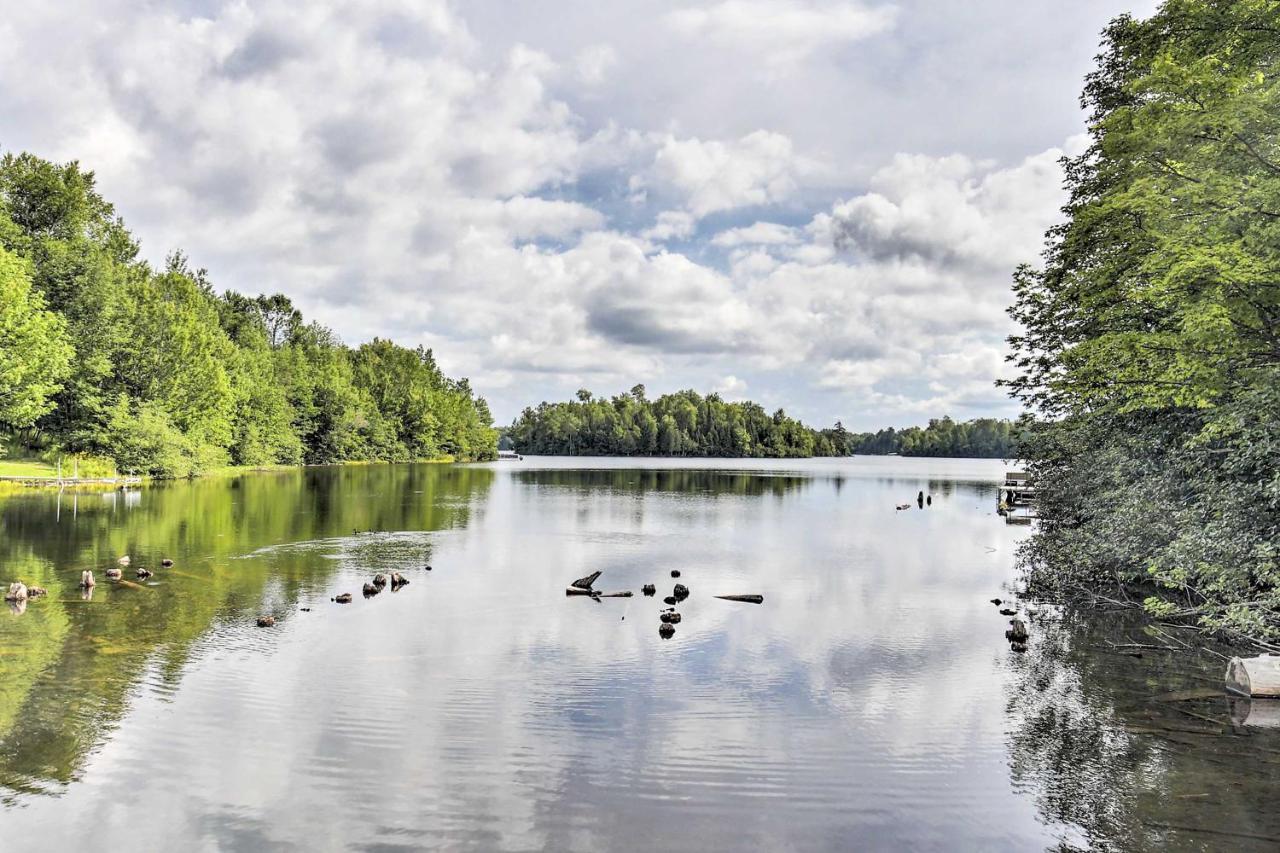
[650,130,804,218]
[711,222,803,248]
[664,0,897,67]
[641,210,696,242]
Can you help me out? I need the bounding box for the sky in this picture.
[0,0,1157,430]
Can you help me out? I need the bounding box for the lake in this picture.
[1,457,1277,851]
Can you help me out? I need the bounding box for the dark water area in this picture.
[0,457,1277,851]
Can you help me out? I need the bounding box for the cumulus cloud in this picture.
[664,0,897,67]
[0,0,1103,427]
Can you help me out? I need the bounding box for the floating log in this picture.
[566,586,600,597]
[5,582,28,602]
[596,591,633,598]
[714,594,763,604]
[569,570,602,590]
[1226,655,1280,698]
[80,570,95,589]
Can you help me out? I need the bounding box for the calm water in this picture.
[0,457,1277,851]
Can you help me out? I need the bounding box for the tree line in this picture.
[0,152,497,477]
[508,387,1017,458]
[1005,0,1280,641]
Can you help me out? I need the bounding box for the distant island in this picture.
[507,387,1017,459]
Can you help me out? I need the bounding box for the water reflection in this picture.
[0,457,1275,851]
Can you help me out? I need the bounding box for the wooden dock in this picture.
[0,475,142,488]
[999,470,1037,522]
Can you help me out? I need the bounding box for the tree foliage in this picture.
[845,417,1018,458]
[1006,0,1280,639]
[0,151,497,475]
[509,388,840,458]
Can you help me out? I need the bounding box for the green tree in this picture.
[0,246,73,430]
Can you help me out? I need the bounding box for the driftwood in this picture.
[714,594,764,604]
[1226,655,1280,698]
[5,582,28,602]
[565,587,599,597]
[569,570,602,590]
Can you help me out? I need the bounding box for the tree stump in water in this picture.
[5,582,28,602]
[1226,655,1280,697]
[80,571,95,589]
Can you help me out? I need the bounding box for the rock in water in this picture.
[117,555,131,566]
[671,570,681,578]
[105,568,123,581]
[333,593,353,604]
[663,596,677,606]
[80,571,95,589]
[390,572,409,589]
[363,582,380,597]
[5,582,28,602]
[659,624,675,639]
[642,584,656,596]
[672,584,689,601]
[161,558,174,567]
[668,612,682,624]
[1006,618,1029,643]
[373,573,388,588]
[136,568,153,579]
[27,586,47,598]
[999,608,1017,616]
[256,615,276,628]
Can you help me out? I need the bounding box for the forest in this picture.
[1005,0,1280,640]
[0,153,497,477]
[508,388,1016,459]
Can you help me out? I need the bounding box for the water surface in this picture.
[0,457,1277,851]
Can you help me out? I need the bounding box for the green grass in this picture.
[0,458,57,478]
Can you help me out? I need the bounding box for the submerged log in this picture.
[1230,697,1280,728]
[5,582,28,602]
[569,570,602,590]
[1226,655,1280,698]
[714,594,764,604]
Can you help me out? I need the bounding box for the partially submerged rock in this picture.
[998,608,1016,616]
[362,582,380,597]
[672,584,689,601]
[658,623,675,639]
[105,568,123,581]
[5,582,28,602]
[161,558,174,567]
[671,570,681,578]
[372,573,388,588]
[1006,618,1029,643]
[663,596,677,606]
[136,568,153,579]
[714,594,764,604]
[27,586,47,598]
[333,593,353,604]
[642,584,656,596]
[256,615,276,628]
[390,572,409,589]
[117,555,131,566]
[80,570,95,589]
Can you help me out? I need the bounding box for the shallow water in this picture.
[0,457,1276,851]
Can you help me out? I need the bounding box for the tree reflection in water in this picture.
[1005,607,1280,851]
